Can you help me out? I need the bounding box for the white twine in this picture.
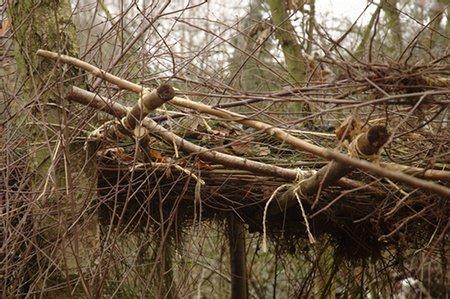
[261,183,289,253]
[261,168,316,253]
[293,185,316,244]
[347,133,379,163]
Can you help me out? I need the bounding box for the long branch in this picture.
[68,86,383,196]
[38,50,450,199]
[67,86,307,181]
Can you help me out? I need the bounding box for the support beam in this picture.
[228,214,248,299]
[65,85,450,199]
[268,126,389,216]
[37,50,450,197]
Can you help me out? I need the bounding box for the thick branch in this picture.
[67,86,306,181]
[123,84,174,131]
[98,85,174,142]
[39,50,450,199]
[268,126,389,215]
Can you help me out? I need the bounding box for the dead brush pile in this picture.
[78,54,450,261]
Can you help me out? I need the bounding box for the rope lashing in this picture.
[347,133,380,163]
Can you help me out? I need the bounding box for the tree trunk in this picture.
[266,0,311,116]
[355,6,381,60]
[267,0,307,84]
[8,1,99,296]
[380,0,403,53]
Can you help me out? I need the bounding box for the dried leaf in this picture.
[257,146,271,157]
[98,147,134,163]
[230,141,251,155]
[193,160,213,170]
[335,115,364,143]
[149,149,167,162]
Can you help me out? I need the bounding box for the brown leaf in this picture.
[149,149,168,162]
[98,147,134,163]
[230,141,251,155]
[193,160,213,170]
[257,146,271,157]
[0,19,10,37]
[335,115,364,143]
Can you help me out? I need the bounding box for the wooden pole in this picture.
[65,86,450,199]
[228,214,248,299]
[268,126,389,216]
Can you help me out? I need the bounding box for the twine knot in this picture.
[261,168,316,253]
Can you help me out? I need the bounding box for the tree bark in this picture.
[8,1,98,296]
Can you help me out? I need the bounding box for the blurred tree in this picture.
[267,0,307,84]
[429,0,449,49]
[228,0,280,92]
[305,0,316,55]
[266,0,312,116]
[380,0,403,54]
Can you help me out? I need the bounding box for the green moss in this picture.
[9,0,80,92]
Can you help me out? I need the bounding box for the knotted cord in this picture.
[261,168,316,252]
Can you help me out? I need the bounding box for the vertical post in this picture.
[228,213,248,299]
